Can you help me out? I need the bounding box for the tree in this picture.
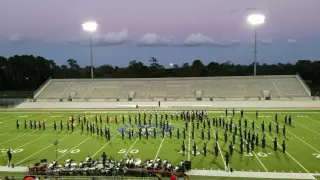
[0,54,319,95]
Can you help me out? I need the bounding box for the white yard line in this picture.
[0,113,39,124]
[91,133,119,158]
[0,133,27,146]
[125,138,139,157]
[57,136,91,160]
[279,113,320,137]
[154,138,165,162]
[210,120,227,170]
[244,115,310,173]
[306,117,320,125]
[262,113,320,153]
[0,132,10,137]
[0,114,17,121]
[0,133,51,157]
[15,130,81,165]
[223,112,268,172]
[153,118,174,162]
[187,120,191,161]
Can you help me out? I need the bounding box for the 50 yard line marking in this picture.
[244,115,310,173]
[125,138,139,157]
[223,112,268,172]
[16,130,81,165]
[92,133,119,158]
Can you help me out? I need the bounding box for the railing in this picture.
[0,175,162,180]
[296,73,312,97]
[33,76,52,99]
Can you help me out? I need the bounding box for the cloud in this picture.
[183,33,239,47]
[287,38,297,43]
[259,39,273,45]
[71,29,129,46]
[136,33,172,46]
[2,34,38,44]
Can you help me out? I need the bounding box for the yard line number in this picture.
[313,153,320,158]
[245,152,268,157]
[118,149,139,154]
[56,149,80,154]
[0,149,24,153]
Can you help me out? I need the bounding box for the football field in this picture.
[0,110,320,177]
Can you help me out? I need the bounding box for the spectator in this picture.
[170,174,177,180]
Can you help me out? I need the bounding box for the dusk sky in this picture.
[0,0,320,67]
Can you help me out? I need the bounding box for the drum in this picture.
[134,158,142,166]
[96,164,104,169]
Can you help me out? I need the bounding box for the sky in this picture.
[0,0,320,67]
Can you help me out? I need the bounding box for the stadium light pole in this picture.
[82,21,98,79]
[247,14,265,76]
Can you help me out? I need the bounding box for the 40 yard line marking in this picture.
[16,130,81,165]
[244,115,310,173]
[57,136,91,160]
[223,112,268,172]
[92,133,119,158]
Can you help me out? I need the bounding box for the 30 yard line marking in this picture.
[0,132,10,137]
[125,138,139,157]
[15,130,81,165]
[92,133,119,158]
[306,116,320,125]
[210,118,227,171]
[57,136,91,160]
[0,113,39,124]
[0,133,29,146]
[0,133,51,157]
[262,113,320,153]
[223,112,268,172]
[279,113,320,137]
[244,115,310,173]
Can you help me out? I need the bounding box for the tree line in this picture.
[0,55,319,95]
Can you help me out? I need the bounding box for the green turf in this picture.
[0,110,319,177]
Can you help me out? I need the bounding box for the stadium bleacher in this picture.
[33,75,311,102]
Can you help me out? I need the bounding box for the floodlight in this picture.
[247,14,265,26]
[82,21,98,79]
[82,21,98,32]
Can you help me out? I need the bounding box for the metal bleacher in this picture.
[34,75,311,101]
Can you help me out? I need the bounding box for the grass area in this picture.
[0,110,319,179]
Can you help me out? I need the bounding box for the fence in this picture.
[1,175,172,180]
[0,98,25,108]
